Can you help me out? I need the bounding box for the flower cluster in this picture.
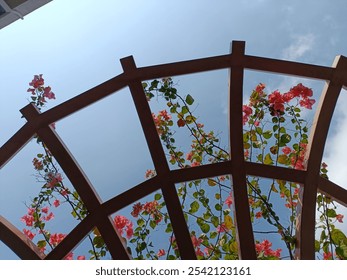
[27,74,55,107]
[255,240,282,259]
[114,215,134,239]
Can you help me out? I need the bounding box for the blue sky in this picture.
[1,0,347,259]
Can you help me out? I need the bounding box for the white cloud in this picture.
[282,34,315,61]
[323,89,347,189]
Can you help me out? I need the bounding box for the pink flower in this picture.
[158,110,171,121]
[47,172,63,188]
[243,105,253,116]
[77,255,86,260]
[289,83,313,99]
[186,152,193,161]
[224,193,233,208]
[41,206,49,214]
[191,235,203,248]
[64,252,73,260]
[44,212,54,221]
[299,98,315,109]
[157,249,165,257]
[23,229,35,240]
[191,161,200,167]
[21,214,34,227]
[43,86,55,99]
[268,90,285,113]
[114,215,133,239]
[50,233,66,246]
[29,74,44,88]
[217,223,228,233]
[255,240,282,258]
[282,146,291,155]
[53,199,60,207]
[336,214,344,223]
[242,105,253,125]
[126,225,133,239]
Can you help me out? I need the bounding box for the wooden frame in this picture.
[1,41,346,260]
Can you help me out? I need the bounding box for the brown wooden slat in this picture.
[102,177,161,215]
[295,55,347,259]
[0,216,44,260]
[245,162,306,183]
[121,56,197,260]
[228,41,256,259]
[243,55,334,81]
[0,123,35,169]
[318,177,347,207]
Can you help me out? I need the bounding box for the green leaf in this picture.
[185,94,194,105]
[264,153,274,165]
[150,220,157,229]
[208,179,217,186]
[331,229,347,244]
[210,231,217,239]
[37,240,46,249]
[154,193,162,201]
[137,219,145,227]
[280,134,291,144]
[215,203,222,211]
[314,240,320,252]
[326,208,337,218]
[278,154,288,165]
[211,216,219,227]
[181,106,189,115]
[190,201,200,214]
[263,130,273,139]
[200,223,210,233]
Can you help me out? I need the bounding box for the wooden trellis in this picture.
[1,41,347,260]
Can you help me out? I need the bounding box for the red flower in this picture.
[157,249,165,257]
[268,90,285,113]
[177,119,185,127]
[323,251,333,260]
[299,98,315,109]
[131,202,143,218]
[255,211,262,219]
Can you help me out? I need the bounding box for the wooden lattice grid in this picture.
[0,41,347,260]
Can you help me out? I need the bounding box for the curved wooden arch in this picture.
[1,41,346,260]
